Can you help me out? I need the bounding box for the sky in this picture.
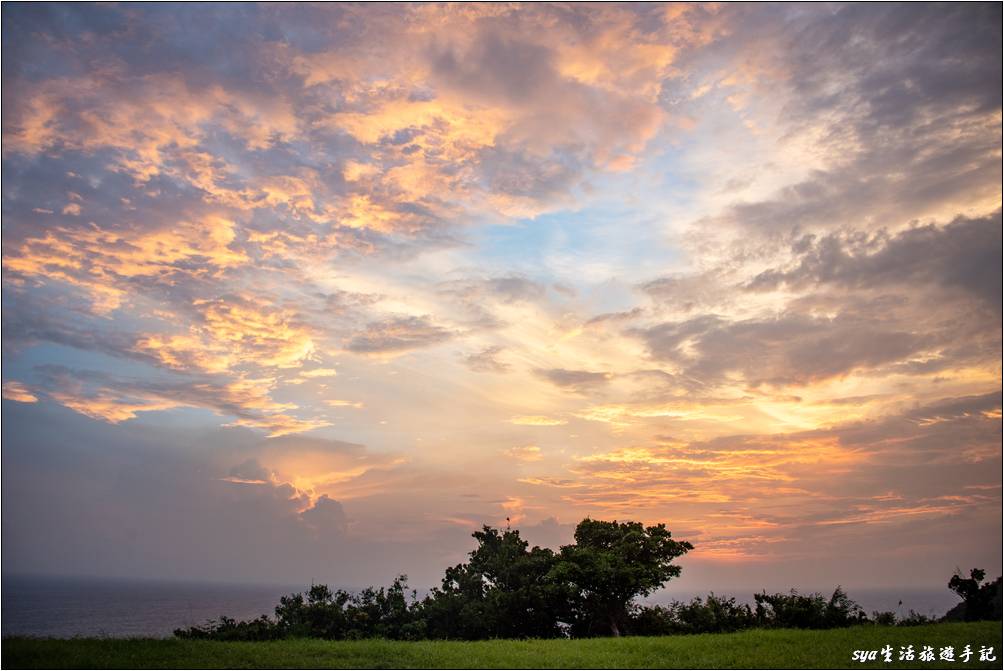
[2,3,1001,594]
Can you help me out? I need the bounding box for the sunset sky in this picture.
[2,3,1001,592]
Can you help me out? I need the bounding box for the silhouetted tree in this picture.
[274,584,351,638]
[946,568,1003,622]
[552,519,693,636]
[422,526,571,639]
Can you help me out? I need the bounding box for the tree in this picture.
[176,518,695,641]
[947,568,1003,622]
[422,526,571,639]
[553,518,693,636]
[274,584,351,638]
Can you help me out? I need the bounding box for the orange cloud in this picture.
[2,381,39,403]
[5,215,246,314]
[509,415,567,426]
[195,297,315,369]
[48,388,182,424]
[131,297,315,375]
[325,399,364,409]
[503,445,544,462]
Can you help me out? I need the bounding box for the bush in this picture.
[753,587,866,629]
[871,611,897,626]
[174,615,282,641]
[899,610,934,626]
[659,594,754,634]
[175,576,424,641]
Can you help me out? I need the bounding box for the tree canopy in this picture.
[422,519,693,638]
[554,519,693,636]
[421,526,572,639]
[946,568,1003,622]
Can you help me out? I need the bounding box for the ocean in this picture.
[2,575,300,638]
[1,574,962,639]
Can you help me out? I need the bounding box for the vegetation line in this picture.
[170,519,1002,642]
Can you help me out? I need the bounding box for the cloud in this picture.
[687,4,1000,240]
[0,3,1000,591]
[128,295,317,375]
[523,391,1001,561]
[325,399,364,409]
[300,368,338,379]
[0,402,451,585]
[437,276,548,329]
[509,415,567,426]
[346,315,455,354]
[32,365,330,438]
[464,345,510,373]
[5,214,247,314]
[635,313,928,387]
[904,392,1002,426]
[502,445,543,463]
[584,307,644,328]
[224,458,273,484]
[2,381,39,404]
[746,211,1003,311]
[640,271,732,315]
[572,399,745,428]
[300,495,349,536]
[534,368,612,392]
[482,276,547,304]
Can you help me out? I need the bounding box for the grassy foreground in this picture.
[3,622,1001,669]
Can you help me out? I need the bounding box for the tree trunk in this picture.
[609,614,621,637]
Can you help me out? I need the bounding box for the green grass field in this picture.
[3,622,1001,669]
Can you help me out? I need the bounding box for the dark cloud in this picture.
[29,364,329,437]
[687,4,1001,238]
[437,276,548,331]
[300,495,348,536]
[902,392,1002,427]
[479,146,583,201]
[640,270,732,314]
[483,276,548,304]
[431,30,558,105]
[636,313,928,387]
[747,212,1003,311]
[534,367,612,392]
[228,458,271,483]
[781,4,1001,135]
[463,345,510,373]
[345,315,455,354]
[2,305,138,357]
[258,434,366,455]
[439,275,547,305]
[584,307,644,327]
[0,401,458,586]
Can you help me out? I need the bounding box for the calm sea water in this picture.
[2,575,300,638]
[1,574,962,638]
